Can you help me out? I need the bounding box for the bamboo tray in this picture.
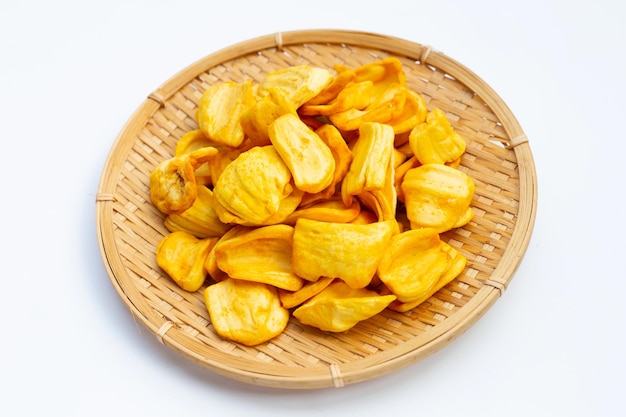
[96,29,537,389]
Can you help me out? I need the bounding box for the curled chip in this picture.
[156,231,216,292]
[377,228,451,303]
[149,147,219,215]
[409,108,466,165]
[214,224,304,291]
[196,80,254,148]
[204,278,289,346]
[268,113,335,194]
[401,163,475,233]
[174,129,217,185]
[293,280,396,332]
[292,218,396,288]
[212,145,303,226]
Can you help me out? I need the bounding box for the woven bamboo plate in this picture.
[96,29,537,389]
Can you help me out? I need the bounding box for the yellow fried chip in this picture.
[196,80,254,148]
[164,185,233,238]
[377,228,451,303]
[214,224,304,291]
[149,147,219,215]
[401,163,475,233]
[341,122,395,207]
[240,88,297,147]
[292,218,396,288]
[212,145,297,225]
[409,108,466,165]
[204,278,289,346]
[156,231,216,292]
[292,280,396,332]
[268,113,335,194]
[283,197,360,225]
[204,225,252,283]
[258,65,333,108]
[279,277,335,309]
[388,241,467,312]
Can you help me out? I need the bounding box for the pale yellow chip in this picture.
[258,65,333,108]
[292,218,396,288]
[268,113,335,194]
[204,278,289,346]
[214,224,304,291]
[293,280,396,332]
[212,145,297,225]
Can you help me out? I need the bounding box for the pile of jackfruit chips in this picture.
[149,57,475,346]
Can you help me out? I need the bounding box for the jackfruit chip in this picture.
[388,241,467,312]
[174,129,216,185]
[269,113,335,194]
[204,278,289,346]
[409,108,466,165]
[279,277,335,309]
[204,226,252,283]
[387,89,428,134]
[240,88,297,147]
[258,65,333,108]
[304,65,355,106]
[292,218,396,288]
[149,147,219,215]
[212,145,296,225]
[377,228,451,303]
[214,224,304,291]
[329,83,407,131]
[341,122,395,207]
[401,163,475,233]
[283,197,361,225]
[292,280,396,332]
[164,185,233,238]
[156,231,216,292]
[196,80,254,148]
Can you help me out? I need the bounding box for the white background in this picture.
[1,0,624,415]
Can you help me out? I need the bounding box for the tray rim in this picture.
[96,29,537,389]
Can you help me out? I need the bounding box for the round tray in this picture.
[96,29,537,389]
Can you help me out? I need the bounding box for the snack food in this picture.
[149,58,475,346]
